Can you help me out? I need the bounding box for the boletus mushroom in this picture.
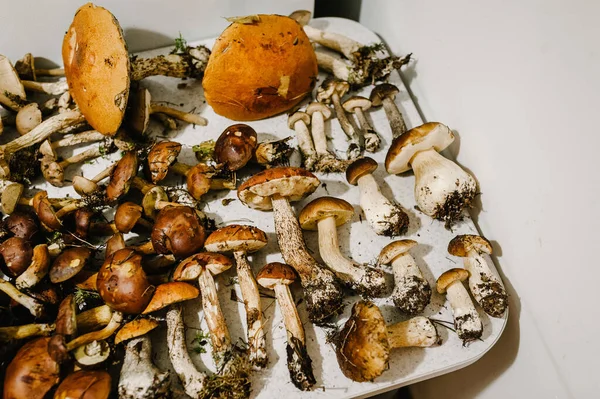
[118,336,170,399]
[237,167,344,325]
[370,83,407,139]
[343,96,381,152]
[54,370,111,399]
[334,300,438,382]
[288,110,317,170]
[305,101,351,173]
[151,205,207,258]
[214,124,258,171]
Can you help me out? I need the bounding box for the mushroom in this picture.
[3,211,39,240]
[49,247,93,284]
[237,167,344,325]
[256,262,316,391]
[298,197,387,297]
[0,236,33,277]
[72,161,117,196]
[448,235,508,317]
[378,240,431,314]
[334,300,438,382]
[142,281,199,314]
[15,244,51,290]
[113,201,152,233]
[106,151,139,202]
[115,318,160,345]
[146,141,182,183]
[214,124,258,171]
[15,103,42,135]
[150,205,206,258]
[73,339,111,368]
[0,280,44,317]
[0,179,25,215]
[105,232,126,259]
[305,101,350,173]
[343,96,381,152]
[127,87,207,135]
[50,129,106,149]
[14,53,65,80]
[42,143,113,187]
[54,370,111,399]
[346,157,409,236]
[21,79,69,96]
[204,224,269,368]
[288,111,317,170]
[197,136,294,169]
[0,323,55,342]
[317,77,362,159]
[370,83,407,139]
[385,122,477,226]
[436,268,483,343]
[0,54,27,111]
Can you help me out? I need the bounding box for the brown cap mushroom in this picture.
[343,96,380,152]
[151,206,206,258]
[288,111,317,170]
[3,211,39,240]
[49,247,93,284]
[114,202,151,233]
[142,281,199,314]
[146,141,181,183]
[114,318,160,345]
[0,236,33,277]
[369,83,407,139]
[54,370,111,399]
[106,151,139,202]
[214,124,258,171]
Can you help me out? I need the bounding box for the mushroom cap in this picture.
[288,111,310,129]
[127,87,152,135]
[378,239,418,265]
[317,77,349,103]
[346,157,378,185]
[56,294,77,337]
[151,206,206,258]
[54,370,111,399]
[369,83,399,107]
[385,122,454,174]
[16,103,42,135]
[186,163,213,200]
[256,262,297,289]
[298,196,354,230]
[106,151,139,202]
[50,247,93,284]
[204,224,268,253]
[289,9,312,26]
[142,281,199,314]
[115,202,143,233]
[114,318,160,344]
[142,186,169,219]
[214,124,258,171]
[0,236,33,277]
[105,232,126,259]
[146,141,182,183]
[343,96,371,113]
[3,211,39,241]
[173,252,233,280]
[448,234,493,256]
[436,268,470,294]
[74,208,95,238]
[73,176,99,196]
[335,300,389,382]
[0,181,25,216]
[306,101,332,119]
[62,3,130,135]
[73,340,111,368]
[33,191,62,231]
[0,54,27,111]
[237,166,320,210]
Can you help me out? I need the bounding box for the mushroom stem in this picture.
[59,146,105,169]
[356,173,409,236]
[132,177,155,194]
[382,97,407,139]
[21,79,69,95]
[303,25,362,61]
[54,200,87,219]
[309,107,349,173]
[445,280,483,342]
[37,67,65,76]
[77,305,113,332]
[331,93,361,160]
[0,323,55,341]
[130,45,211,81]
[119,336,171,399]
[389,253,431,314]
[51,130,105,148]
[0,279,45,317]
[253,137,293,167]
[274,284,304,344]
[15,244,50,290]
[316,216,386,297]
[292,119,317,170]
[354,107,380,152]
[150,104,207,126]
[271,194,344,324]
[198,267,231,366]
[314,49,353,82]
[386,316,439,348]
[166,305,207,397]
[65,311,123,351]
[233,250,267,368]
[463,250,507,317]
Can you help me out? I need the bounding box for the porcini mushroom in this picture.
[15,244,51,290]
[237,167,344,325]
[305,101,350,173]
[106,151,138,202]
[436,268,483,343]
[288,111,317,170]
[343,96,381,152]
[151,205,206,258]
[346,157,409,236]
[118,336,170,399]
[256,262,316,391]
[54,370,111,399]
[114,318,160,345]
[448,235,508,317]
[299,197,387,297]
[15,103,42,135]
[370,83,407,139]
[0,236,33,277]
[49,247,93,284]
[385,122,477,226]
[378,240,431,314]
[214,124,258,171]
[204,224,269,368]
[334,300,438,382]
[142,281,199,314]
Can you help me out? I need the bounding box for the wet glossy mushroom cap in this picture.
[369,83,399,107]
[74,208,95,238]
[237,166,320,210]
[448,234,493,257]
[173,252,233,281]
[114,318,160,344]
[385,122,455,174]
[142,186,168,219]
[214,124,258,171]
[105,232,126,259]
[106,151,139,201]
[56,294,77,337]
[378,239,418,265]
[50,247,93,283]
[204,224,268,253]
[147,141,182,183]
[127,87,152,134]
[334,300,389,382]
[346,157,378,185]
[142,281,199,314]
[256,262,297,289]
[306,101,332,119]
[342,96,372,113]
[288,111,310,129]
[298,196,354,230]
[186,163,213,200]
[54,370,111,399]
[0,54,27,111]
[3,211,39,241]
[0,237,33,277]
[151,206,206,258]
[436,268,470,294]
[33,191,62,231]
[115,202,144,233]
[62,3,130,135]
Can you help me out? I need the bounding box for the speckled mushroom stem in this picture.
[130,45,211,81]
[291,118,317,170]
[21,79,69,96]
[271,194,344,325]
[386,316,438,348]
[309,107,350,173]
[353,107,381,152]
[331,93,362,160]
[463,250,508,317]
[0,279,45,317]
[382,96,407,139]
[150,104,207,126]
[119,336,171,399]
[445,281,483,343]
[51,130,105,148]
[0,323,55,342]
[233,250,267,369]
[389,252,431,314]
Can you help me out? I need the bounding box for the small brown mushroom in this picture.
[42,144,112,187]
[171,162,235,201]
[114,318,160,345]
[73,161,117,196]
[0,236,33,277]
[3,211,39,240]
[114,201,152,233]
[146,141,182,183]
[305,101,350,173]
[142,281,199,314]
[54,370,111,399]
[105,232,126,259]
[151,206,206,258]
[106,150,139,202]
[49,247,93,284]
[343,96,381,152]
[214,124,258,171]
[370,83,407,139]
[15,103,42,135]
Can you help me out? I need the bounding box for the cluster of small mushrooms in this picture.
[0,4,508,399]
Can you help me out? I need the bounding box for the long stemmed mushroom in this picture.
[257,262,316,391]
[42,143,114,187]
[346,157,409,236]
[343,96,381,152]
[385,122,477,226]
[288,111,317,170]
[370,83,407,139]
[72,161,117,195]
[305,102,350,173]
[237,167,344,325]
[448,235,508,317]
[298,197,387,297]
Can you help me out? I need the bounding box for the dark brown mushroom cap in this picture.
[237,166,320,210]
[62,3,130,135]
[214,124,258,171]
[74,208,95,238]
[448,234,493,257]
[298,196,354,231]
[3,211,39,241]
[151,206,206,258]
[142,281,199,314]
[204,224,268,253]
[369,83,399,107]
[3,337,60,399]
[97,248,154,314]
[186,163,213,200]
[256,262,297,289]
[50,247,93,284]
[54,370,111,399]
[56,294,77,337]
[33,191,62,231]
[316,77,349,103]
[378,239,418,265]
[147,141,182,183]
[0,236,33,277]
[436,268,470,294]
[115,202,143,233]
[173,252,233,280]
[335,300,389,382]
[105,232,126,259]
[114,318,160,344]
[106,151,139,202]
[346,157,378,185]
[127,87,152,135]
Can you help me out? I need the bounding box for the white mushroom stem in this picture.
[386,316,438,348]
[166,305,207,398]
[274,283,304,344]
[37,67,65,77]
[0,323,55,341]
[21,79,69,96]
[119,336,171,399]
[356,173,408,236]
[15,244,50,290]
[59,146,105,168]
[304,25,362,61]
[389,252,431,314]
[51,130,105,148]
[150,104,207,126]
[445,280,483,342]
[331,93,362,160]
[292,119,317,170]
[315,49,353,82]
[233,251,267,368]
[198,268,231,366]
[308,110,349,173]
[353,107,380,152]
[463,250,507,317]
[0,279,45,317]
[382,96,407,139]
[316,216,386,296]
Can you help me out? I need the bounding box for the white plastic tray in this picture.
[34,17,507,399]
